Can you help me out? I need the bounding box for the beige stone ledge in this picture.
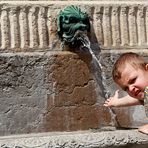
[1,1,148,4]
[0,129,148,148]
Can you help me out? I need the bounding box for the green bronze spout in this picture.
[57,5,90,48]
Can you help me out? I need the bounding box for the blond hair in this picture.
[112,52,147,82]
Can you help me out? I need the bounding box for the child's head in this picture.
[112,52,147,82]
[112,52,148,99]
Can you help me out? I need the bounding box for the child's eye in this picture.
[122,86,128,91]
[130,77,136,84]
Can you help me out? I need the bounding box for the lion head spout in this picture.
[58,5,90,48]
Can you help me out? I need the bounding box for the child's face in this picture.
[116,64,148,100]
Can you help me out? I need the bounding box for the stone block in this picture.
[44,52,112,131]
[46,53,96,107]
[0,51,112,135]
[44,105,112,132]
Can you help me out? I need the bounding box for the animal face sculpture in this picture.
[58,5,90,47]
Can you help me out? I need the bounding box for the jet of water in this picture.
[78,33,109,95]
[78,33,118,127]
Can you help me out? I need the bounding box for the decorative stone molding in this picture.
[0,0,148,140]
[0,1,148,51]
[0,130,148,148]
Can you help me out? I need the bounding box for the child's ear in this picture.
[145,64,148,70]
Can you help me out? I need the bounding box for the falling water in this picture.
[78,34,118,127]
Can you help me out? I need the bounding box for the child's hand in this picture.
[103,90,119,107]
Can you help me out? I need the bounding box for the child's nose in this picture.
[128,85,135,93]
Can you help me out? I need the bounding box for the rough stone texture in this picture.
[0,1,148,51]
[0,52,49,135]
[43,52,112,131]
[0,52,112,135]
[0,130,148,148]
[0,0,148,136]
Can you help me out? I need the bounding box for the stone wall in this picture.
[0,1,148,136]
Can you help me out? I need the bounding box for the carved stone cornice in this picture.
[0,130,148,148]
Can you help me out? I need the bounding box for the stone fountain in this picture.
[0,1,148,148]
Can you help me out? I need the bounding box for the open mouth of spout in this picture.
[72,30,90,51]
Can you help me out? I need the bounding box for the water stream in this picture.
[77,34,118,127]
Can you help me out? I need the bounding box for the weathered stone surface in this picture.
[0,52,111,135]
[44,52,111,131]
[0,130,148,148]
[0,0,148,136]
[0,1,148,51]
[0,52,50,135]
[46,53,95,107]
[44,105,112,131]
[0,51,145,135]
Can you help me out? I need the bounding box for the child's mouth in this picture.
[135,90,144,99]
[135,90,140,96]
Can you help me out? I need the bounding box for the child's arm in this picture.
[103,90,143,107]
